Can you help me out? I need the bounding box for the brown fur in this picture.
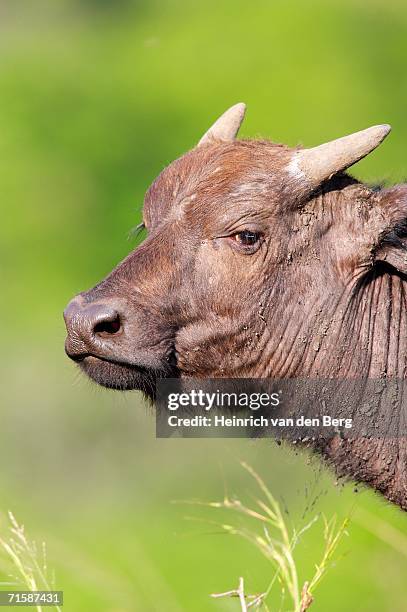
[64,138,407,509]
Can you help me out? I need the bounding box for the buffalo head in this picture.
[64,104,406,396]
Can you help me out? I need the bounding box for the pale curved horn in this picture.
[289,124,391,189]
[198,103,246,146]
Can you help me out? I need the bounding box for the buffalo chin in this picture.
[79,355,160,397]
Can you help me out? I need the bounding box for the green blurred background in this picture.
[1,0,407,609]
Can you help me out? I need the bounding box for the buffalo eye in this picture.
[234,230,260,246]
[234,230,261,246]
[227,230,263,254]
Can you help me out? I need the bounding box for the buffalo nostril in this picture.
[93,314,122,338]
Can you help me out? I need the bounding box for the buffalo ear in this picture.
[373,188,407,274]
[375,230,407,274]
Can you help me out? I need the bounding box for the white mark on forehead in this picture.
[287,152,307,181]
[180,193,197,205]
[230,181,269,198]
[172,176,182,198]
[170,192,197,220]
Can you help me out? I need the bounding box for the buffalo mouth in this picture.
[72,354,176,398]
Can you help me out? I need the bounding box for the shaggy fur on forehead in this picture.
[143,139,295,226]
